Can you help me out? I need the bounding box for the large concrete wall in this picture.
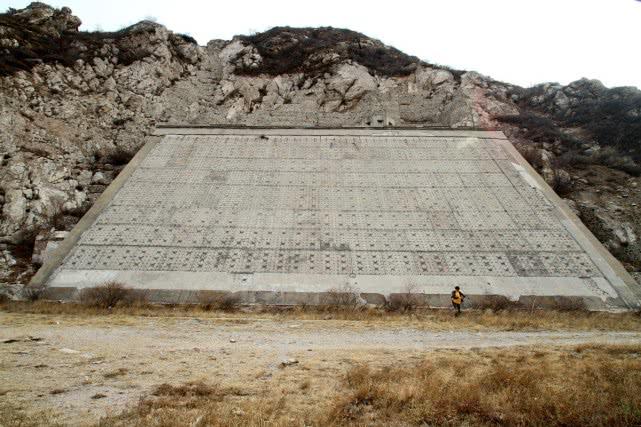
[32,128,641,309]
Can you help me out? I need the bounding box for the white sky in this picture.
[4,0,640,89]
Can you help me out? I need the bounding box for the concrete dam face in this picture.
[33,127,641,309]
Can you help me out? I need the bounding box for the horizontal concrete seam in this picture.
[69,244,593,254]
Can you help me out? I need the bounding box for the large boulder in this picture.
[324,63,378,111]
[10,2,81,36]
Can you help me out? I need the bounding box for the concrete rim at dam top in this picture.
[31,127,641,309]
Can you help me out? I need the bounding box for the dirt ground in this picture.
[2,310,641,426]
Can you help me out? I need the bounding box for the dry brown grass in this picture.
[327,345,641,426]
[152,381,226,398]
[0,402,62,427]
[198,292,241,312]
[103,368,129,379]
[2,300,641,331]
[469,295,525,311]
[323,283,364,309]
[387,283,422,312]
[21,284,47,302]
[101,381,246,427]
[78,345,641,426]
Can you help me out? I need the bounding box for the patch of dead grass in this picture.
[103,368,129,379]
[153,382,217,397]
[198,292,241,312]
[88,344,641,426]
[102,382,243,426]
[0,402,62,427]
[326,344,641,426]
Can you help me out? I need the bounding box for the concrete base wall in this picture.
[42,287,619,311]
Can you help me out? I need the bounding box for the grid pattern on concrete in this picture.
[59,134,602,279]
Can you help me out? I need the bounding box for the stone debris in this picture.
[31,230,68,266]
[1,336,42,344]
[281,358,299,367]
[91,172,110,185]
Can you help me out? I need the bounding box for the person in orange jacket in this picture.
[451,286,465,316]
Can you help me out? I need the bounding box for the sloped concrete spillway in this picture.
[32,127,641,309]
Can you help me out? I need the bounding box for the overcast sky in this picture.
[4,0,640,89]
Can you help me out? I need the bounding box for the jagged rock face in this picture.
[6,2,80,37]
[0,3,640,285]
[511,78,641,163]
[0,3,209,248]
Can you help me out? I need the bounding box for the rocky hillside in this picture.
[1,3,639,287]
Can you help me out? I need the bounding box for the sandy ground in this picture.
[2,312,641,425]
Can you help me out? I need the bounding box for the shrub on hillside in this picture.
[236,27,423,78]
[514,84,641,162]
[500,113,641,176]
[79,281,147,308]
[0,9,198,76]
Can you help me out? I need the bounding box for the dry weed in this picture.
[387,283,422,312]
[323,283,364,309]
[198,292,241,312]
[79,281,148,309]
[21,285,46,302]
[152,381,224,398]
[471,295,524,312]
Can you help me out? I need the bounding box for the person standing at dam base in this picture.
[451,286,465,316]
